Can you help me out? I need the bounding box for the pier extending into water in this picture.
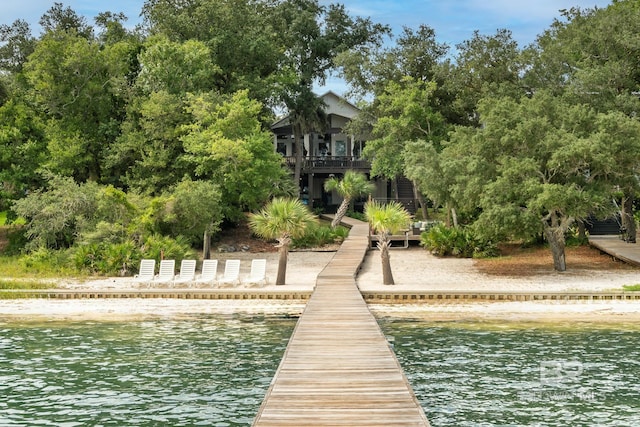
[252,218,430,426]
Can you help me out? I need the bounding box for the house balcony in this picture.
[283,156,371,173]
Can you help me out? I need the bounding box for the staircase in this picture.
[585,215,621,236]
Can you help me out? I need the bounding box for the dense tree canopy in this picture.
[0,0,639,274]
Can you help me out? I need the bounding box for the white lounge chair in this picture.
[193,259,218,287]
[172,259,196,287]
[150,259,175,287]
[243,259,268,287]
[133,259,155,286]
[218,259,241,288]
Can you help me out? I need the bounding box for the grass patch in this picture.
[623,284,640,291]
[0,291,46,299]
[0,279,56,290]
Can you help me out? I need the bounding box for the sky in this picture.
[1,0,612,95]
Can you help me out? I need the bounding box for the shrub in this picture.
[71,235,195,276]
[72,241,142,276]
[420,224,498,258]
[346,210,366,221]
[292,223,348,249]
[19,247,74,275]
[141,234,196,264]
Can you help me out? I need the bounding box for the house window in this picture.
[335,140,346,156]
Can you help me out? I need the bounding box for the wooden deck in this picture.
[589,235,640,267]
[253,218,430,426]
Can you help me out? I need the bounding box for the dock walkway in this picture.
[252,218,430,426]
[589,235,640,267]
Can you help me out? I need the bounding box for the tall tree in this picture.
[445,92,640,271]
[324,170,374,228]
[526,1,640,238]
[23,24,135,182]
[249,198,317,285]
[274,0,388,195]
[0,19,36,74]
[39,2,94,39]
[141,0,283,103]
[364,200,411,285]
[181,90,293,221]
[0,100,47,210]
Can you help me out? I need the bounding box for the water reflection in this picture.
[0,315,295,426]
[378,319,640,427]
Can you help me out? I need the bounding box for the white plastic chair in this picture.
[172,259,196,287]
[193,260,218,287]
[133,259,155,286]
[218,259,241,288]
[150,259,175,287]
[243,259,268,287]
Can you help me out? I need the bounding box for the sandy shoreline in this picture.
[2,247,640,322]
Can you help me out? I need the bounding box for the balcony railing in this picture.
[283,156,370,172]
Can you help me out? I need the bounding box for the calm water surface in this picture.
[378,319,640,427]
[2,315,640,426]
[0,315,295,426]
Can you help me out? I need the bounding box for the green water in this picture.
[0,315,295,426]
[2,316,640,426]
[378,319,640,427]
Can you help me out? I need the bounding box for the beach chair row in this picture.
[133,259,268,288]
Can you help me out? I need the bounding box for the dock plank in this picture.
[253,221,430,426]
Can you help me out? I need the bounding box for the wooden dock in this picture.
[589,235,640,267]
[253,218,430,426]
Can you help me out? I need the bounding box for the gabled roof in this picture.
[271,91,360,131]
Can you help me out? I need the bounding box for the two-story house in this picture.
[272,91,415,213]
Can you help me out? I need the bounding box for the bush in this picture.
[72,241,142,276]
[141,234,196,264]
[292,223,349,249]
[71,235,195,276]
[19,247,74,275]
[346,210,366,221]
[420,224,498,258]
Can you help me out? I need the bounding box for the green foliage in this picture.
[324,170,374,227]
[420,224,498,258]
[249,197,318,242]
[365,200,412,236]
[140,234,195,264]
[182,90,293,220]
[12,175,100,250]
[0,279,53,290]
[346,210,366,221]
[71,241,140,276]
[291,223,349,249]
[19,247,74,275]
[622,284,640,292]
[164,179,223,246]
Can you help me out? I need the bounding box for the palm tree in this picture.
[364,200,411,285]
[248,197,317,285]
[324,170,375,228]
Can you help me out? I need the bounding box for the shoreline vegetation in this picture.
[2,244,640,323]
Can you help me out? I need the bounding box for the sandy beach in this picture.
[2,247,640,322]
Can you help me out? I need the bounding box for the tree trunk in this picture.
[275,243,289,285]
[331,197,351,228]
[544,225,567,272]
[577,220,587,242]
[412,181,429,220]
[203,229,211,260]
[621,194,636,243]
[451,207,458,228]
[377,233,395,285]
